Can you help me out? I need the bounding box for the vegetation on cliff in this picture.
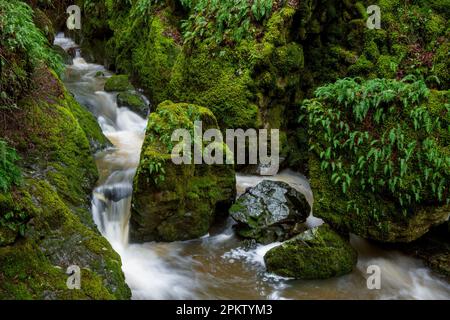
[304,78,449,242]
[0,0,130,299]
[1,0,449,298]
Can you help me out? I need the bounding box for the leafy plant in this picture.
[0,139,22,193]
[0,0,64,108]
[302,77,449,218]
[147,159,166,185]
[0,0,63,73]
[181,0,274,46]
[0,210,28,238]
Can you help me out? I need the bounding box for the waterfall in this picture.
[56,33,450,300]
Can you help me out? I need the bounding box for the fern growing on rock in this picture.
[0,0,63,109]
[181,0,274,46]
[302,77,449,238]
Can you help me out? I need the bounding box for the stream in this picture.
[56,33,450,300]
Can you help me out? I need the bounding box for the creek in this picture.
[55,33,450,300]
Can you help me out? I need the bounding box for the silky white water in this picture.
[56,33,450,300]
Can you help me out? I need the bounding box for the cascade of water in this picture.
[55,32,450,300]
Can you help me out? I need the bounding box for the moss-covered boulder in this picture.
[264,224,358,279]
[0,67,130,299]
[230,180,310,244]
[53,45,73,65]
[304,78,450,243]
[130,101,236,242]
[104,75,134,92]
[117,92,148,117]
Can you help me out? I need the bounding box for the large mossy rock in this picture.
[130,101,236,242]
[117,92,149,117]
[104,75,134,92]
[264,224,358,279]
[0,68,130,299]
[230,180,310,244]
[305,79,450,243]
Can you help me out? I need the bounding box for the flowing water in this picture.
[56,33,450,300]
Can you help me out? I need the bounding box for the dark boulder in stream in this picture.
[264,224,358,279]
[230,180,310,244]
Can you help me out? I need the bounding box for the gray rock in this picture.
[230,180,310,244]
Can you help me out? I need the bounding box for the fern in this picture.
[0,139,21,193]
[0,0,63,74]
[0,0,64,109]
[181,0,274,46]
[302,77,450,216]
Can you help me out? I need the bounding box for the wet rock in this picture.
[117,92,149,117]
[230,180,310,244]
[95,184,133,203]
[104,75,134,92]
[395,222,450,281]
[264,224,358,279]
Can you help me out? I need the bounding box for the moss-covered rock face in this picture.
[85,3,182,103]
[305,79,449,243]
[78,1,311,169]
[122,12,181,104]
[0,68,130,299]
[104,75,134,92]
[117,92,149,117]
[131,101,236,242]
[168,46,261,130]
[264,224,358,279]
[230,180,310,244]
[324,0,450,89]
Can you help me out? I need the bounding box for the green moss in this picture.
[376,55,398,78]
[264,224,357,279]
[131,101,236,242]
[131,15,181,104]
[117,92,148,116]
[263,8,296,45]
[104,75,134,92]
[168,48,260,129]
[273,43,304,75]
[0,69,130,299]
[348,55,375,76]
[63,91,110,152]
[432,41,450,87]
[305,79,450,242]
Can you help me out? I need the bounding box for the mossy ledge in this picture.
[0,67,130,300]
